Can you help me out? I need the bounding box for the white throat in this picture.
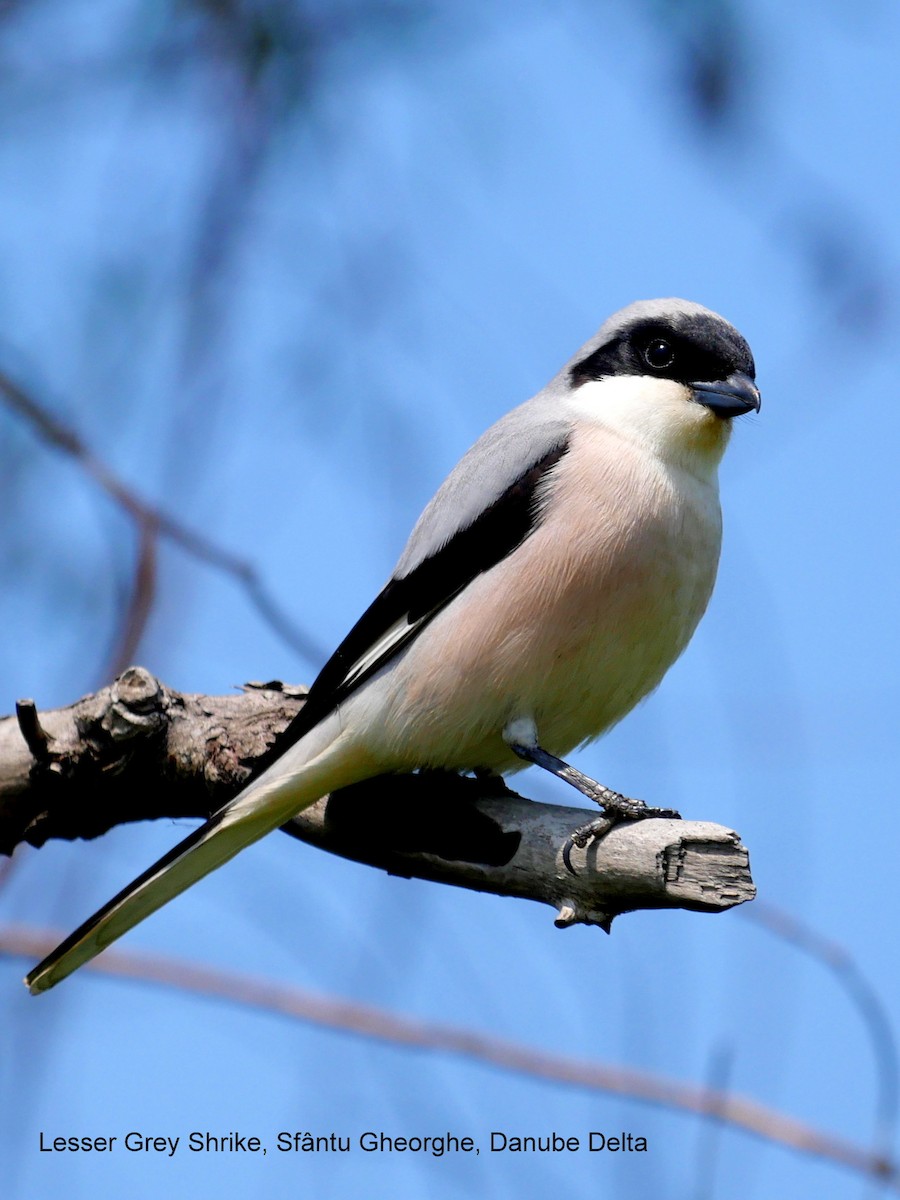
[564,375,731,483]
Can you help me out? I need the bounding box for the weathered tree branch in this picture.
[0,667,755,930]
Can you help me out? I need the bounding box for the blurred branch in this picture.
[0,368,327,674]
[158,1,279,509]
[744,900,900,1170]
[0,669,754,931]
[0,856,18,895]
[0,924,895,1189]
[693,1040,735,1200]
[643,0,892,337]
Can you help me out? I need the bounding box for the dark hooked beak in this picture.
[692,371,761,418]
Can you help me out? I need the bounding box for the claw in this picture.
[562,803,681,875]
[562,815,615,874]
[562,835,578,876]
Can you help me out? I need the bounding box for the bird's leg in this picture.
[502,718,680,871]
[509,741,681,823]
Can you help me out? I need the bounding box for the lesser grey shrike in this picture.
[26,297,760,994]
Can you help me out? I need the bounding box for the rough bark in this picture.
[0,667,755,930]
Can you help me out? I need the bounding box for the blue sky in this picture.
[1,2,899,1197]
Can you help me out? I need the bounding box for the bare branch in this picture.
[0,925,894,1189]
[0,669,754,930]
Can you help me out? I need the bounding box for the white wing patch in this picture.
[340,613,418,689]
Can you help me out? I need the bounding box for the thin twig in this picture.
[14,701,51,764]
[0,368,327,670]
[0,924,895,1189]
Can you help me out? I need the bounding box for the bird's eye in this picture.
[644,338,675,370]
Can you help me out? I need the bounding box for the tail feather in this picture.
[25,736,355,994]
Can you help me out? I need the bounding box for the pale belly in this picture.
[354,439,723,774]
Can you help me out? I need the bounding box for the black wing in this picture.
[250,438,570,778]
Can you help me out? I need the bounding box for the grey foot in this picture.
[508,741,679,817]
[506,738,680,874]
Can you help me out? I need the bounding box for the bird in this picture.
[25,297,760,994]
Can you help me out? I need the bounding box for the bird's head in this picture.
[562,298,760,477]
